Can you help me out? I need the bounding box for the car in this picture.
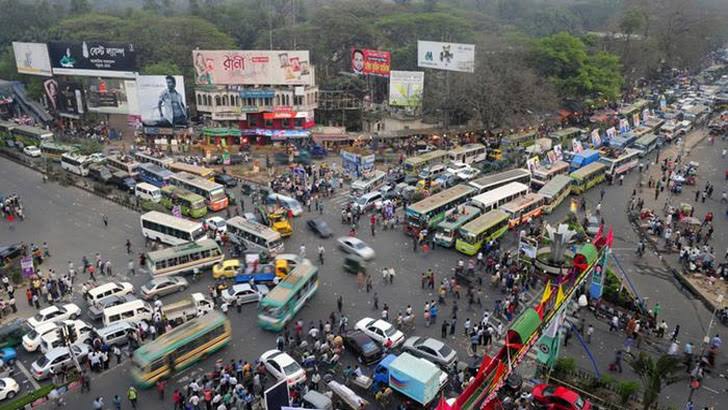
[532,384,592,410]
[307,219,332,238]
[354,317,405,348]
[337,236,375,260]
[402,336,457,369]
[260,349,307,385]
[212,259,240,279]
[0,243,23,261]
[0,347,17,366]
[343,330,383,365]
[446,161,471,175]
[31,344,90,380]
[214,173,238,188]
[87,153,106,163]
[87,294,138,321]
[404,175,419,186]
[0,378,19,400]
[23,145,41,157]
[435,172,460,188]
[456,168,480,181]
[205,216,227,233]
[22,322,59,352]
[585,215,600,236]
[140,276,188,300]
[111,174,136,192]
[26,304,81,329]
[221,283,270,305]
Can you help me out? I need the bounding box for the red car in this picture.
[532,384,592,410]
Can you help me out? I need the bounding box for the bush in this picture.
[93,183,112,195]
[140,200,167,213]
[0,384,55,410]
[616,380,640,404]
[553,357,577,376]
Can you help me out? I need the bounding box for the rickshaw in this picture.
[343,255,366,275]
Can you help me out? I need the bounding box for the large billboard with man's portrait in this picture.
[351,48,390,77]
[192,50,313,86]
[417,40,475,73]
[48,41,138,78]
[136,75,188,128]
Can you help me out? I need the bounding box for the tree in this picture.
[629,353,684,410]
[142,61,182,75]
[69,0,91,14]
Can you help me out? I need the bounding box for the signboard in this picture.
[417,40,475,73]
[21,256,35,278]
[192,50,312,86]
[590,129,602,147]
[589,250,609,299]
[553,144,563,161]
[606,127,617,139]
[572,139,584,153]
[136,75,188,128]
[239,89,275,98]
[264,379,290,410]
[56,79,86,116]
[351,48,391,77]
[85,78,131,114]
[172,205,182,218]
[48,41,137,78]
[12,42,52,77]
[389,70,424,107]
[633,113,641,128]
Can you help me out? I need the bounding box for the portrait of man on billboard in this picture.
[155,76,187,127]
[352,49,365,74]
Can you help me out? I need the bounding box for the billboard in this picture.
[389,70,424,107]
[85,78,131,114]
[417,40,475,73]
[136,75,188,128]
[56,79,86,116]
[351,48,390,77]
[48,41,137,78]
[12,42,52,77]
[192,50,312,86]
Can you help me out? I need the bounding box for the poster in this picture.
[388,70,424,107]
[606,127,617,139]
[85,78,130,114]
[136,75,188,128]
[591,129,602,147]
[553,144,563,161]
[589,250,609,299]
[192,50,313,86]
[572,139,584,153]
[417,40,475,73]
[21,256,35,278]
[351,48,390,77]
[632,113,641,128]
[56,79,86,116]
[12,42,52,77]
[48,41,137,78]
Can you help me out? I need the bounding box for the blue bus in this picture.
[138,163,174,187]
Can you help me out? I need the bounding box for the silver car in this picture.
[31,345,90,380]
[87,294,138,321]
[402,336,457,369]
[140,276,188,300]
[221,284,270,305]
[337,236,375,260]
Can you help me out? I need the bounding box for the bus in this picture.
[10,124,53,146]
[599,148,641,180]
[131,311,231,388]
[468,168,531,194]
[549,127,583,144]
[433,205,481,247]
[106,155,140,178]
[499,193,545,229]
[132,151,174,169]
[226,216,284,256]
[138,163,174,187]
[530,160,569,189]
[257,258,318,331]
[140,211,207,245]
[169,162,215,181]
[448,143,486,165]
[40,142,77,162]
[60,152,92,176]
[170,172,229,211]
[404,184,475,235]
[632,134,661,157]
[470,182,529,213]
[160,186,208,219]
[570,162,607,194]
[351,170,386,197]
[502,130,537,147]
[403,150,448,176]
[538,174,572,214]
[144,239,223,277]
[455,210,509,256]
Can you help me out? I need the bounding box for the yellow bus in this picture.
[499,193,545,229]
[169,162,215,181]
[455,210,509,256]
[570,162,607,194]
[403,150,448,176]
[537,174,572,214]
[530,160,569,189]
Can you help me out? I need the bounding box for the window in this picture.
[197,94,202,106]
[215,96,221,106]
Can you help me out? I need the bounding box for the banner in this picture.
[589,249,609,299]
[619,118,630,134]
[641,108,650,122]
[192,50,312,86]
[606,127,617,139]
[351,48,390,77]
[536,308,565,367]
[136,75,188,128]
[572,139,584,153]
[56,79,86,116]
[85,78,131,114]
[417,40,475,73]
[553,144,563,161]
[48,41,137,78]
[633,113,641,128]
[21,256,35,278]
[12,42,52,77]
[388,70,424,107]
[591,129,602,147]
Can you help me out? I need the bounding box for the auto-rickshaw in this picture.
[343,255,366,274]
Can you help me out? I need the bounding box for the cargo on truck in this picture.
[569,149,600,171]
[371,353,448,407]
[162,293,214,326]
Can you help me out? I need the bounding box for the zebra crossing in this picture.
[328,189,352,207]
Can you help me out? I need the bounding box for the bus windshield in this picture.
[209,187,227,202]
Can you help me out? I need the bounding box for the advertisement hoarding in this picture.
[417,40,475,73]
[136,75,188,128]
[192,50,312,86]
[12,42,52,77]
[388,70,424,107]
[351,48,391,77]
[48,41,138,78]
[85,78,131,114]
[49,79,86,117]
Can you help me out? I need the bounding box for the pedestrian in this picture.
[612,349,623,373]
[318,245,325,265]
[126,239,132,254]
[102,215,109,228]
[337,295,343,313]
[373,292,379,310]
[609,315,619,332]
[113,345,122,364]
[156,379,166,400]
[671,324,681,342]
[93,397,104,410]
[586,325,594,344]
[113,394,122,410]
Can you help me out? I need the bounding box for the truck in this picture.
[162,293,214,326]
[371,353,448,407]
[569,149,599,171]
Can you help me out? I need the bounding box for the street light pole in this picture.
[686,293,723,404]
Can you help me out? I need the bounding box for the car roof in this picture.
[346,330,372,343]
[231,284,252,292]
[421,337,444,349]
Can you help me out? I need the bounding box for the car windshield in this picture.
[353,242,366,249]
[27,329,39,339]
[438,344,453,357]
[574,396,586,409]
[35,356,49,367]
[383,324,397,337]
[32,312,48,322]
[361,340,379,354]
[283,361,301,375]
[191,227,207,241]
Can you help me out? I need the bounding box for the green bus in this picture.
[569,162,607,195]
[258,257,318,331]
[405,184,475,235]
[40,142,78,162]
[455,209,509,256]
[403,150,448,176]
[131,311,231,388]
[160,185,208,219]
[433,205,481,248]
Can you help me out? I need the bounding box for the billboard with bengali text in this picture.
[12,42,52,77]
[136,75,188,128]
[192,50,313,86]
[417,40,475,73]
[388,70,424,108]
[351,48,390,77]
[48,41,137,78]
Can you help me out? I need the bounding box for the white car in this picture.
[260,349,307,385]
[0,378,19,400]
[457,168,480,181]
[354,317,405,348]
[221,284,270,305]
[31,345,90,380]
[337,236,375,260]
[23,146,41,157]
[446,161,471,175]
[205,216,227,233]
[22,322,59,352]
[26,304,81,329]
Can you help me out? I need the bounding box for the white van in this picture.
[102,300,153,327]
[135,182,162,203]
[266,193,303,216]
[85,282,134,306]
[94,322,135,346]
[40,320,94,353]
[418,164,447,180]
[22,322,59,352]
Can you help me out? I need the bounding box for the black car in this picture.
[0,243,23,261]
[307,219,333,238]
[110,171,136,192]
[215,173,238,188]
[404,175,419,186]
[343,330,382,365]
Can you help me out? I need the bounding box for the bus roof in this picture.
[12,124,53,138]
[0,120,16,131]
[436,205,480,230]
[570,162,606,179]
[537,175,572,198]
[460,209,508,234]
[500,193,544,213]
[40,142,77,151]
[404,150,448,165]
[107,154,140,166]
[141,210,203,231]
[227,216,281,242]
[618,99,649,116]
[133,151,173,165]
[634,133,660,146]
[532,160,569,177]
[146,239,220,263]
[600,147,641,162]
[172,172,224,191]
[138,162,174,177]
[263,259,317,305]
[549,127,583,139]
[471,182,529,208]
[449,143,485,155]
[469,168,530,191]
[170,162,214,176]
[408,184,475,215]
[161,185,204,201]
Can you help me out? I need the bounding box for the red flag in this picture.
[606,226,614,247]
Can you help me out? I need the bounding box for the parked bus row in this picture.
[403,143,487,176]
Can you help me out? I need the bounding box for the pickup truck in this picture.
[371,353,448,407]
[162,293,214,326]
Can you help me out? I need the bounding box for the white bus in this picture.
[106,155,140,178]
[140,211,207,245]
[470,182,529,213]
[448,143,487,165]
[632,134,661,156]
[468,168,531,194]
[351,170,387,197]
[132,151,174,169]
[145,239,224,277]
[226,216,284,255]
[171,172,229,211]
[598,148,641,180]
[60,152,92,176]
[530,160,569,189]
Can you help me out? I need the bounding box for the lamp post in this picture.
[687,293,723,404]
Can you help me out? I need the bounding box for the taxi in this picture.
[212,259,241,279]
